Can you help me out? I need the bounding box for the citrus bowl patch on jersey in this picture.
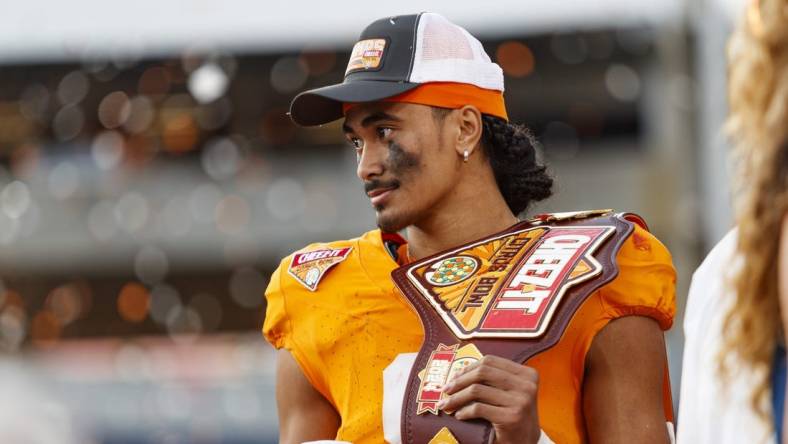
[288,247,352,291]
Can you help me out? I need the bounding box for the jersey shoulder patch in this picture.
[287,246,353,291]
[287,245,353,292]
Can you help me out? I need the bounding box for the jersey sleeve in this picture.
[262,256,292,349]
[597,224,677,329]
[261,253,335,402]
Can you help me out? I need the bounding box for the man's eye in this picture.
[349,138,363,149]
[377,127,392,139]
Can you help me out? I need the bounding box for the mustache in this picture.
[364,178,400,193]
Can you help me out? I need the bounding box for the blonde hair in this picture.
[721,0,788,421]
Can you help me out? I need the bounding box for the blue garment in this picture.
[774,345,786,443]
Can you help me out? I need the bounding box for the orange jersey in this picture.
[263,224,676,443]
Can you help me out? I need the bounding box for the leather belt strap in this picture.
[391,213,636,443]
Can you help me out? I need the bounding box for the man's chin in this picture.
[375,209,410,233]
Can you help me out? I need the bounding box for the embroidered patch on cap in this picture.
[346,38,386,74]
[288,247,352,291]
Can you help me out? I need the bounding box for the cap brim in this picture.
[289,80,420,127]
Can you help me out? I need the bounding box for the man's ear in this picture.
[454,105,484,160]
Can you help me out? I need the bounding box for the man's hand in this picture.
[438,355,540,444]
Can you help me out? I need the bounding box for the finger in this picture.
[444,362,532,395]
[453,401,514,424]
[438,382,516,413]
[443,363,515,394]
[461,354,535,376]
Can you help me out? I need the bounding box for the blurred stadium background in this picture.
[0,0,744,442]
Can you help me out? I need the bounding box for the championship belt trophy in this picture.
[391,210,644,444]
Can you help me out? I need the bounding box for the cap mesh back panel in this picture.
[409,13,504,91]
[421,17,474,61]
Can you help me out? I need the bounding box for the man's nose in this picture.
[356,143,386,181]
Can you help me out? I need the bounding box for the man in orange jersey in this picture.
[263,12,676,444]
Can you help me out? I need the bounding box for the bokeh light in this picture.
[550,34,588,65]
[148,284,181,325]
[1,289,25,311]
[1,180,31,219]
[138,66,172,97]
[56,71,90,106]
[270,57,307,93]
[52,105,85,141]
[162,113,199,153]
[165,305,202,343]
[201,137,242,181]
[45,283,85,325]
[30,310,62,347]
[605,64,641,101]
[91,130,125,171]
[123,96,156,134]
[188,63,229,104]
[117,282,150,323]
[98,91,132,129]
[114,192,150,233]
[496,41,535,78]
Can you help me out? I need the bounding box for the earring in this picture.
[463,150,469,163]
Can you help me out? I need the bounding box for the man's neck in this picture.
[405,193,519,261]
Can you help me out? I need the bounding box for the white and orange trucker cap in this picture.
[288,12,508,126]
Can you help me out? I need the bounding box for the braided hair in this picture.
[479,115,553,215]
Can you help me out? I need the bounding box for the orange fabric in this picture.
[263,231,424,441]
[342,82,509,121]
[263,224,676,444]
